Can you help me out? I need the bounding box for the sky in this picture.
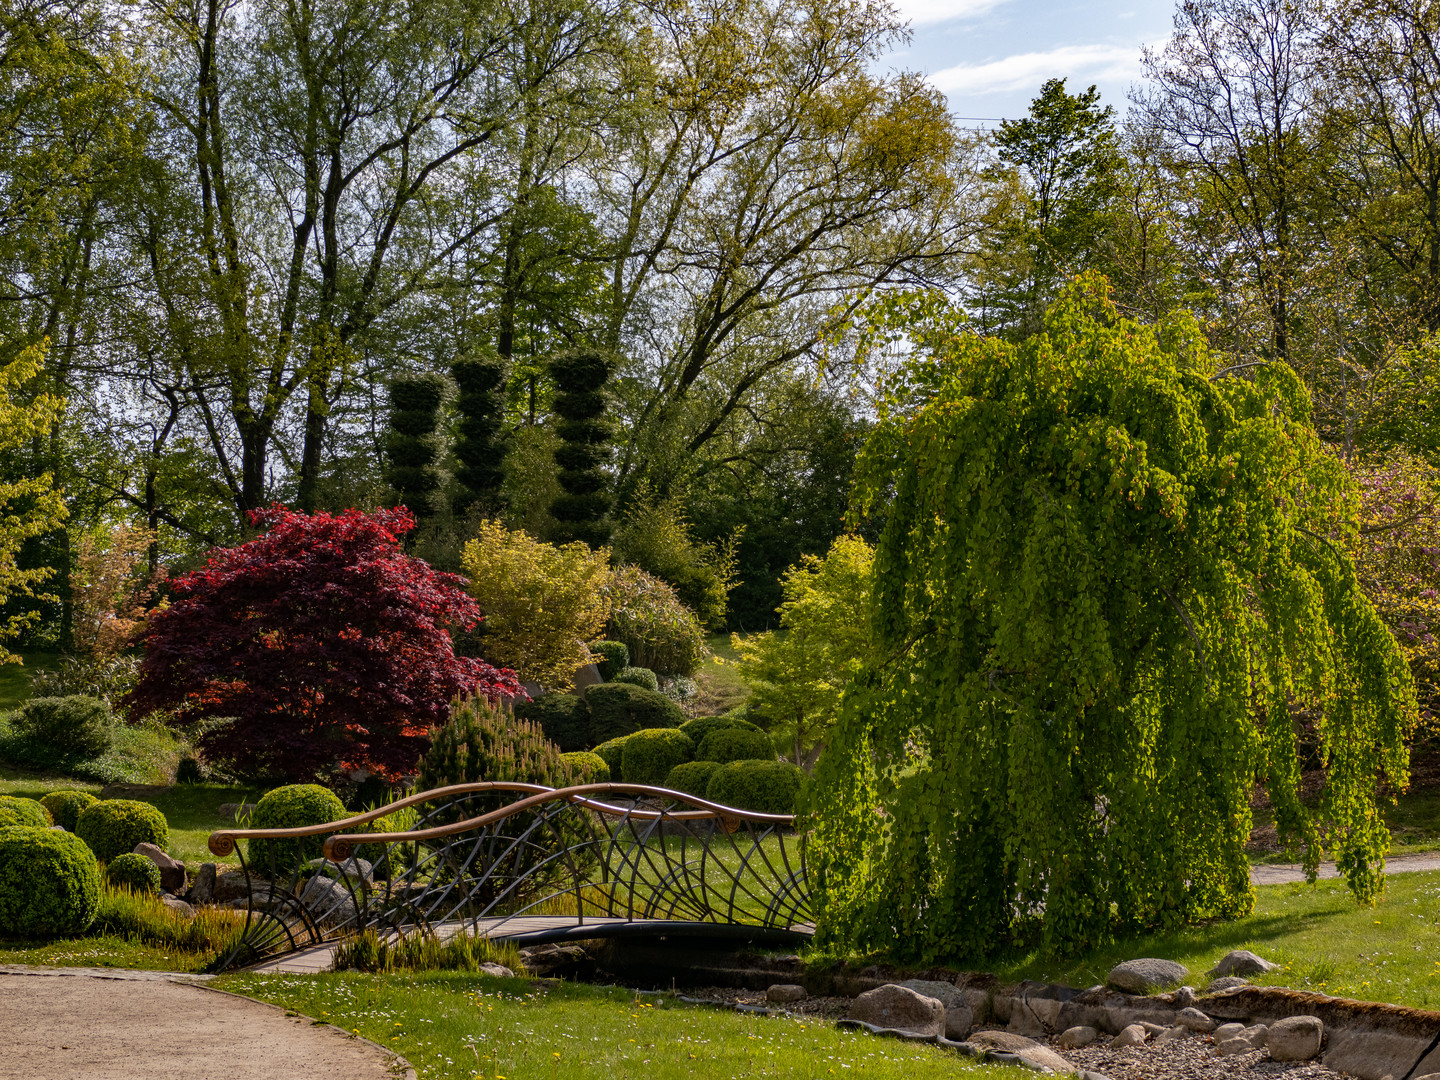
[883,0,1178,127]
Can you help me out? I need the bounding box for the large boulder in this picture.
[965,1031,1075,1074]
[1107,958,1189,994]
[188,862,216,905]
[1267,1015,1323,1061]
[897,980,972,1039]
[1174,1007,1215,1032]
[1208,949,1278,977]
[1056,1026,1098,1048]
[766,985,806,1004]
[1110,1023,1147,1047]
[844,985,945,1037]
[134,842,185,894]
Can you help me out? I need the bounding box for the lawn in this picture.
[0,652,61,710]
[688,632,753,717]
[222,970,1018,1080]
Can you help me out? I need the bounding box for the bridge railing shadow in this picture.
[207,782,811,971]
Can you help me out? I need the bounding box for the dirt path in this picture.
[0,967,413,1080]
[1250,850,1440,885]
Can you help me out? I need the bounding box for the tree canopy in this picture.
[807,275,1417,961]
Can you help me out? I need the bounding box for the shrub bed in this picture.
[39,790,98,831]
[679,712,765,747]
[705,760,804,815]
[0,826,102,936]
[590,640,629,681]
[621,728,695,787]
[246,784,347,874]
[12,695,113,758]
[107,852,162,894]
[75,799,169,862]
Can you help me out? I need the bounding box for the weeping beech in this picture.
[808,277,1416,961]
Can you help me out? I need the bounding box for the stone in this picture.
[188,862,216,905]
[571,663,604,689]
[1056,1026,1099,1048]
[1154,1025,1188,1044]
[518,944,590,975]
[1140,1021,1168,1037]
[134,842,186,894]
[304,857,373,885]
[211,869,253,903]
[1218,1023,1269,1055]
[1213,1022,1245,1042]
[1172,985,1198,1007]
[477,963,514,978]
[897,980,964,1008]
[961,988,990,1024]
[966,1030,1041,1053]
[941,1003,973,1041]
[844,985,945,1037]
[1204,976,1248,994]
[160,895,194,918]
[1208,949,1278,978]
[1266,1015,1323,1061]
[1218,1038,1254,1056]
[1110,1023,1148,1048]
[1005,997,1048,1038]
[1107,958,1189,995]
[1015,1047,1079,1073]
[766,984,807,1004]
[1174,1007,1214,1032]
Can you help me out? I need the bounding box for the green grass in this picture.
[0,652,61,710]
[0,932,213,972]
[222,970,1017,1080]
[690,632,753,716]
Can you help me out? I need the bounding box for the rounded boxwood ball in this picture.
[560,750,611,784]
[590,640,629,681]
[106,852,161,894]
[696,726,773,764]
[75,799,168,862]
[611,666,659,692]
[704,760,805,815]
[247,783,347,874]
[679,713,765,746]
[0,826,101,936]
[621,728,695,787]
[584,682,684,742]
[0,795,51,828]
[664,760,721,799]
[592,736,631,782]
[39,790,97,831]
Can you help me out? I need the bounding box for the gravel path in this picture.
[0,967,413,1080]
[1250,850,1440,885]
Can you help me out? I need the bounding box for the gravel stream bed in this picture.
[1059,1037,1350,1079]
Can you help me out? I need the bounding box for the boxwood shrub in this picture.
[664,759,721,799]
[696,726,773,764]
[12,695,113,758]
[584,682,684,744]
[106,852,162,894]
[75,799,169,862]
[40,790,98,831]
[247,784,347,875]
[621,728,695,787]
[515,692,591,753]
[679,712,765,747]
[590,640,629,681]
[611,666,659,692]
[0,795,51,828]
[0,826,102,936]
[592,735,632,782]
[704,760,805,815]
[560,750,611,784]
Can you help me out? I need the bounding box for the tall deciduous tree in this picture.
[808,276,1415,961]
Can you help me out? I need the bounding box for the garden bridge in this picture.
[207,782,813,973]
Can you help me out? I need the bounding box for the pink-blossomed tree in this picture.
[125,506,524,783]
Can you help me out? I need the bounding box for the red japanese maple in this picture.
[125,505,524,782]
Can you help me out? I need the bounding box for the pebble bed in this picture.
[1060,1037,1348,1079]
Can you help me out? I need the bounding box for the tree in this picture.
[548,348,616,547]
[807,276,1415,962]
[452,351,509,516]
[734,535,873,768]
[125,506,522,782]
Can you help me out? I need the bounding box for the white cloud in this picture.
[928,42,1143,97]
[892,0,1009,27]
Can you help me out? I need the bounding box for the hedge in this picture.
[664,760,721,799]
[611,666,659,691]
[75,799,168,862]
[515,692,591,753]
[0,826,102,936]
[704,760,805,815]
[39,790,97,831]
[584,682,684,744]
[247,784,347,875]
[621,728,695,787]
[696,726,773,764]
[679,712,765,747]
[592,736,631,782]
[590,640,629,681]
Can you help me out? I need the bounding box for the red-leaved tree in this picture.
[125,506,524,782]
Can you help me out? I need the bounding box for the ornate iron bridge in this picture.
[207,782,813,972]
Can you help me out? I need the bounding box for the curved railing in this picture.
[207,782,811,971]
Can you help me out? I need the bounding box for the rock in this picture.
[134,842,186,894]
[1056,1026,1099,1048]
[1154,1025,1188,1044]
[160,895,194,918]
[1006,997,1048,1038]
[304,857,373,885]
[1208,949,1278,978]
[477,963,514,978]
[1172,985,1198,1007]
[1267,1015,1323,1061]
[1016,1047,1079,1073]
[1218,1038,1254,1056]
[941,1003,973,1041]
[211,869,253,903]
[1213,1022,1245,1042]
[216,802,258,821]
[766,984,807,1004]
[844,985,945,1037]
[1217,1022,1269,1055]
[1140,1021,1168,1037]
[966,1030,1041,1054]
[961,988,990,1024]
[571,663,604,689]
[1110,1023,1148,1048]
[898,977,975,1035]
[1174,1007,1214,1032]
[1204,976,1248,994]
[518,944,591,976]
[897,979,964,1008]
[1107,958,1189,995]
[188,862,216,905]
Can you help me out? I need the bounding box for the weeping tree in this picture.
[808,275,1416,962]
[385,374,450,522]
[452,351,508,515]
[548,349,616,548]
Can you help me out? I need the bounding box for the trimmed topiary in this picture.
[679,712,765,747]
[452,349,509,515]
[75,799,168,863]
[39,790,97,831]
[621,728,695,787]
[696,726,773,764]
[560,751,611,785]
[175,756,206,784]
[611,666,659,692]
[106,852,161,894]
[592,735,631,782]
[12,695,113,758]
[246,784,347,875]
[705,760,805,815]
[664,759,721,799]
[0,795,51,828]
[584,682,684,743]
[0,826,102,936]
[386,372,451,521]
[590,640,629,681]
[515,693,591,753]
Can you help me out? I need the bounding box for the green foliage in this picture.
[611,666,658,691]
[38,789,96,831]
[591,736,631,782]
[611,486,740,630]
[0,794,49,827]
[106,851,161,894]
[452,351,509,515]
[176,756,206,784]
[560,751,610,784]
[695,726,772,764]
[810,277,1417,963]
[590,640,629,680]
[548,349,617,548]
[620,728,695,786]
[12,695,113,758]
[705,760,803,815]
[331,927,522,974]
[0,826,101,936]
[386,373,451,520]
[418,695,573,796]
[679,712,765,747]
[584,682,684,742]
[663,759,721,798]
[515,693,592,753]
[90,880,247,958]
[603,566,708,675]
[735,535,874,767]
[245,784,346,875]
[75,798,169,862]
